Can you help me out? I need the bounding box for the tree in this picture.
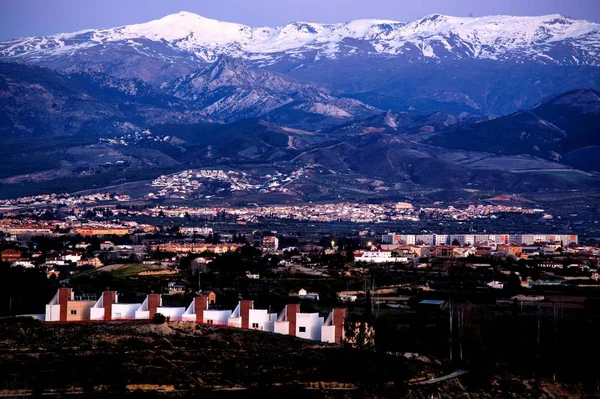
[343,317,375,350]
[504,272,522,294]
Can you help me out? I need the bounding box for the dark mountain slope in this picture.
[0,62,205,138]
[428,89,600,170]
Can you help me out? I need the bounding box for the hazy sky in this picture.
[2,0,599,40]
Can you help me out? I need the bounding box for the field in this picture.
[76,264,164,279]
[511,168,598,183]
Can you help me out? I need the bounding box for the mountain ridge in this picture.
[2,11,598,66]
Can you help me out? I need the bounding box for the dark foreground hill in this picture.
[0,318,594,398]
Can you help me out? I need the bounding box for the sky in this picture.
[1,0,600,40]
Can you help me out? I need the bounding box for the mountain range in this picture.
[2,12,599,66]
[0,12,599,202]
[1,12,600,115]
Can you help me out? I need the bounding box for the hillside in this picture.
[428,89,600,171]
[0,62,205,139]
[0,318,591,398]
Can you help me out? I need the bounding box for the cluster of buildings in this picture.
[149,169,259,199]
[381,233,578,247]
[0,219,154,240]
[136,202,544,224]
[99,129,168,147]
[418,204,544,220]
[365,233,581,262]
[148,167,316,199]
[40,288,346,345]
[0,192,130,210]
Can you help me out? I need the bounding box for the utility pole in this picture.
[449,298,453,362]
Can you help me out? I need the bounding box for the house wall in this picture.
[295,313,323,341]
[66,301,95,321]
[240,300,253,329]
[333,308,346,344]
[45,304,60,322]
[58,288,73,322]
[112,304,139,320]
[90,308,105,320]
[286,304,300,336]
[248,309,275,332]
[157,307,185,321]
[274,320,289,335]
[147,294,161,319]
[135,310,150,320]
[102,291,117,321]
[203,310,232,325]
[321,325,335,343]
[228,317,242,328]
[194,296,208,323]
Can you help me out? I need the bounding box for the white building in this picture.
[274,304,324,341]
[354,250,409,263]
[434,235,449,245]
[415,234,434,245]
[40,289,348,345]
[11,260,35,268]
[321,309,347,344]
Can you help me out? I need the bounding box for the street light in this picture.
[331,240,335,247]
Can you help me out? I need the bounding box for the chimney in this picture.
[333,308,347,344]
[58,288,72,322]
[194,296,208,323]
[240,300,253,329]
[286,304,301,336]
[147,294,161,319]
[102,291,117,321]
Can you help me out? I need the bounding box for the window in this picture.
[252,323,259,329]
[70,310,77,315]
[299,326,306,333]
[207,319,213,325]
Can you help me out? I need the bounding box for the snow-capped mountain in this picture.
[1,11,598,67]
[1,12,599,116]
[161,56,379,124]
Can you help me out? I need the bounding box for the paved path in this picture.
[412,370,468,385]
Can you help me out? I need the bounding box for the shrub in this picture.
[151,313,166,324]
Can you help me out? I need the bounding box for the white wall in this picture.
[203,310,232,326]
[182,314,196,322]
[182,302,196,322]
[90,308,105,320]
[157,307,185,321]
[112,304,139,320]
[321,325,336,343]
[274,320,289,335]
[45,304,60,322]
[296,313,324,341]
[248,309,276,332]
[228,317,242,328]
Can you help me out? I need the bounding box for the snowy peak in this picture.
[1,11,599,66]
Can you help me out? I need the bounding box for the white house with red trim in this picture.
[39,288,347,344]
